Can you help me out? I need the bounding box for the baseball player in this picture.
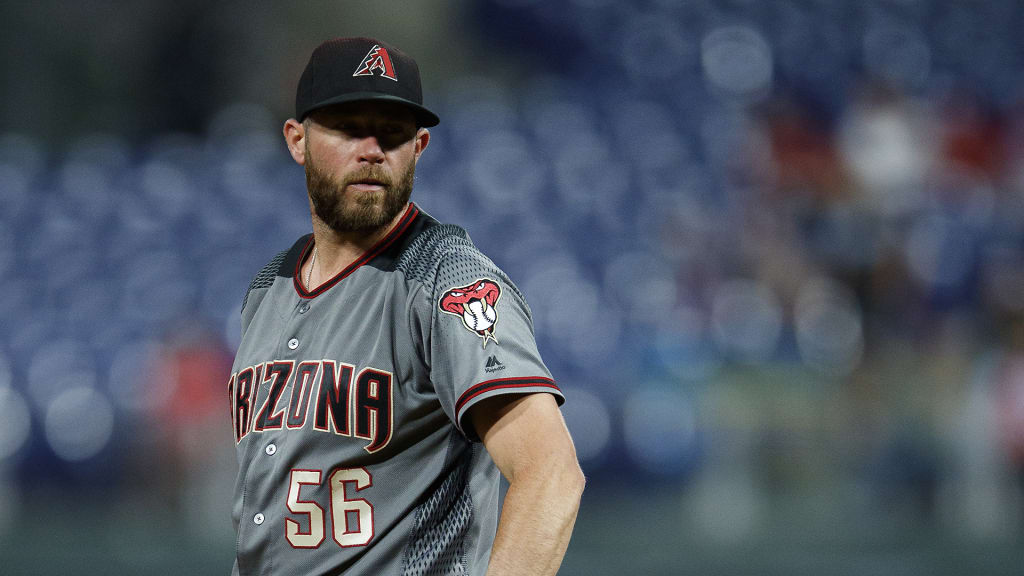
[227,37,584,575]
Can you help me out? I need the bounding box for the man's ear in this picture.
[413,128,430,162]
[283,118,306,166]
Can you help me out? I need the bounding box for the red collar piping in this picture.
[293,203,419,299]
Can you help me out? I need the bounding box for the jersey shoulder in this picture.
[394,213,526,305]
[241,234,309,312]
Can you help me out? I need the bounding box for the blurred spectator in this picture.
[996,316,1024,498]
[149,317,235,529]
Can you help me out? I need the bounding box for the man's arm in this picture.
[469,393,585,576]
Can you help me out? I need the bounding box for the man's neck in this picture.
[303,205,408,290]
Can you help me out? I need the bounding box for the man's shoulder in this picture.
[394,220,474,275]
[396,208,525,304]
[241,234,310,310]
[252,234,310,284]
[394,209,483,286]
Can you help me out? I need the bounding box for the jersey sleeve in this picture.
[426,244,563,441]
[240,249,289,334]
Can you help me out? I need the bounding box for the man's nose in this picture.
[357,136,385,163]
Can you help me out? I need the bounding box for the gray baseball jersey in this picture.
[227,203,563,575]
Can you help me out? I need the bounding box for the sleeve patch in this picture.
[437,278,502,349]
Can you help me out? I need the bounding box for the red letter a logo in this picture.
[353,45,398,81]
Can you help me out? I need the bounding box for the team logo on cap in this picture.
[439,279,502,348]
[353,44,398,81]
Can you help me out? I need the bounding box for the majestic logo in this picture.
[484,355,505,373]
[352,45,398,81]
[439,278,502,348]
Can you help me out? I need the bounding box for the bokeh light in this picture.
[27,339,98,410]
[794,277,864,375]
[0,387,31,461]
[623,387,698,475]
[701,25,774,101]
[558,387,611,464]
[44,387,115,463]
[710,279,783,363]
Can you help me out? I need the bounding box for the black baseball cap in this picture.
[295,37,440,127]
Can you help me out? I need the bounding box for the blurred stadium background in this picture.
[3,0,1024,574]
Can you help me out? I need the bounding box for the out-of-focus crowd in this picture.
[1,1,1024,570]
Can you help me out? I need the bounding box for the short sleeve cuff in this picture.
[454,377,564,441]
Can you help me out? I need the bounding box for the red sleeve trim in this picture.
[454,376,560,416]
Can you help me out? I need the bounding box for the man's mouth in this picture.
[348,177,388,190]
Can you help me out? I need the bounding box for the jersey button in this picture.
[287,338,299,350]
[253,513,265,525]
[298,302,310,314]
[265,444,277,456]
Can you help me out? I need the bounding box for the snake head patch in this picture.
[439,278,502,348]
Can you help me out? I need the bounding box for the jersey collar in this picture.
[293,202,420,299]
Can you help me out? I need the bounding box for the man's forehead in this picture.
[311,101,417,123]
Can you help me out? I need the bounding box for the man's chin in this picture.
[322,199,401,234]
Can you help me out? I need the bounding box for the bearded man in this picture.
[225,37,584,576]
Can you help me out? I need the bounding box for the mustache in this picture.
[343,167,393,187]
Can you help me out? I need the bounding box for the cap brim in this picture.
[299,92,439,127]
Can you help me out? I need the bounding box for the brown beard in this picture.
[305,150,415,234]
